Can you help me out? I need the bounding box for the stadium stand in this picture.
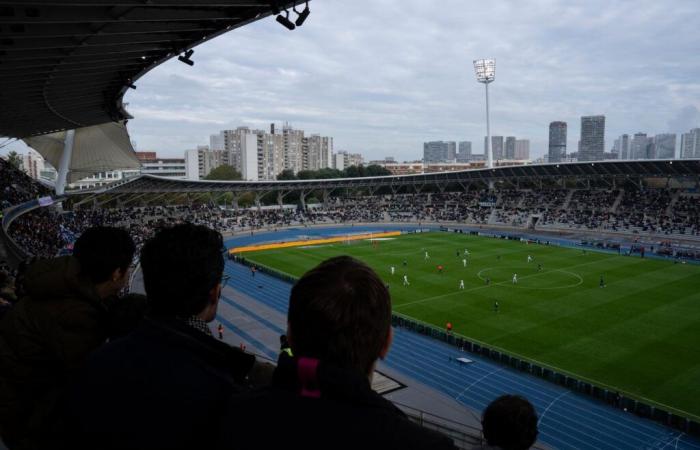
[6,184,700,261]
[3,160,700,449]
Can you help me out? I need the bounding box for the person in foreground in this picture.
[62,224,266,450]
[0,226,135,450]
[218,255,457,450]
[478,395,538,450]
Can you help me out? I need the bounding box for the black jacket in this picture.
[61,316,256,450]
[0,256,113,449]
[218,355,457,450]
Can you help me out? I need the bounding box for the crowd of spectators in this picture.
[0,158,50,211]
[5,170,700,260]
[7,189,700,261]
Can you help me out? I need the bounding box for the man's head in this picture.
[73,226,135,297]
[140,223,224,321]
[482,395,538,450]
[288,256,392,375]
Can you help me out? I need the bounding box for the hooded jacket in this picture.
[0,256,114,448]
[218,355,458,450]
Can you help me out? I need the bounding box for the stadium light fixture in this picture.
[294,1,310,26]
[473,58,496,169]
[178,49,194,66]
[276,9,296,30]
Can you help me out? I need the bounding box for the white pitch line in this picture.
[394,255,617,310]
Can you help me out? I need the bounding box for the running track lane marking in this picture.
[538,390,570,426]
[455,367,505,401]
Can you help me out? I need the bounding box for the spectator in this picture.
[0,226,136,449]
[218,256,457,450]
[479,395,538,450]
[61,223,269,450]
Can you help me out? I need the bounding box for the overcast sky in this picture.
[4,0,700,161]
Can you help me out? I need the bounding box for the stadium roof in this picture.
[0,0,297,138]
[84,159,700,195]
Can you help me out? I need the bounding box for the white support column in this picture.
[55,129,75,195]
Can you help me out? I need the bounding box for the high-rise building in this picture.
[548,122,567,163]
[281,123,304,174]
[21,149,46,180]
[514,140,530,160]
[457,141,472,162]
[185,149,199,180]
[240,134,259,181]
[484,136,504,160]
[680,128,700,159]
[304,135,333,171]
[220,127,255,171]
[654,134,676,159]
[333,151,363,170]
[613,134,631,160]
[579,116,605,162]
[630,133,653,159]
[423,141,455,162]
[209,124,336,180]
[446,141,456,160]
[209,133,225,151]
[505,136,516,160]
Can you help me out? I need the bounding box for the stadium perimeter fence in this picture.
[234,239,700,439]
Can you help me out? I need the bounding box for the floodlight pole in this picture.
[473,59,495,171]
[484,82,492,170]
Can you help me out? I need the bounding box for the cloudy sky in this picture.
[5,0,700,161]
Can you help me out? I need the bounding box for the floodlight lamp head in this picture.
[276,9,296,30]
[294,2,310,26]
[473,58,496,83]
[178,49,194,66]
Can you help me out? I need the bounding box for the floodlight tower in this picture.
[473,59,496,169]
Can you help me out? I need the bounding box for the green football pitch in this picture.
[243,231,700,419]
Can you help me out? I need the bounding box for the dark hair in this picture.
[482,395,538,450]
[140,223,224,317]
[73,227,135,284]
[288,256,391,375]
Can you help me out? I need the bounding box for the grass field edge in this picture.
[236,254,700,423]
[391,311,700,422]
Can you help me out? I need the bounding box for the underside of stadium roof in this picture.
[78,160,700,197]
[0,0,297,138]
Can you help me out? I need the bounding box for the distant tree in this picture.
[316,168,343,179]
[365,164,391,176]
[276,169,297,180]
[204,165,242,181]
[296,170,317,180]
[342,165,362,178]
[237,192,255,208]
[6,151,22,170]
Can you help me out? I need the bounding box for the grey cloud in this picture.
[11,0,689,162]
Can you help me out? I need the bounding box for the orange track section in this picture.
[229,231,402,254]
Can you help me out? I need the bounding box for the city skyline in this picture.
[2,0,699,162]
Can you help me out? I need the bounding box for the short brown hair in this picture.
[288,256,391,374]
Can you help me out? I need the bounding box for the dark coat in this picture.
[0,256,113,449]
[218,356,457,450]
[61,316,256,450]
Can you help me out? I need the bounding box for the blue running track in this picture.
[220,227,700,450]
